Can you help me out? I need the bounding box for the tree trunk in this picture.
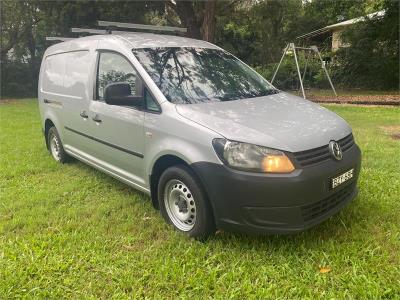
[202,0,217,42]
[26,29,38,91]
[174,1,201,39]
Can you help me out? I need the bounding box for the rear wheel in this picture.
[47,126,69,163]
[158,165,215,239]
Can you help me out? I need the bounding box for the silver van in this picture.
[38,33,361,239]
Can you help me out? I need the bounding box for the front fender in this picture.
[143,105,224,185]
[145,135,221,180]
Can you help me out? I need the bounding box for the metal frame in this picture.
[71,28,136,35]
[97,20,187,34]
[71,28,108,35]
[47,20,188,43]
[45,37,74,42]
[271,43,337,99]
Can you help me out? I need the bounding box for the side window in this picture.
[64,51,90,99]
[144,90,160,112]
[42,53,66,95]
[97,52,139,100]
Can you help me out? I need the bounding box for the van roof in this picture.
[118,32,218,49]
[45,32,219,55]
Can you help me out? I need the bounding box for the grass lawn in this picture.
[1,99,399,298]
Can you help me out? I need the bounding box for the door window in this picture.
[42,53,66,94]
[144,90,160,112]
[97,52,139,100]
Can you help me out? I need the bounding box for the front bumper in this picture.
[191,143,361,234]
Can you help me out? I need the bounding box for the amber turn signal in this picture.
[262,155,295,173]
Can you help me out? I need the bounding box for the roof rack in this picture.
[97,20,187,34]
[45,37,74,42]
[71,28,108,35]
[71,28,133,35]
[46,20,188,43]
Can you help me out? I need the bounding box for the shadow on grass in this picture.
[67,158,150,199]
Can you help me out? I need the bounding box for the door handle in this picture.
[80,111,88,119]
[92,114,102,123]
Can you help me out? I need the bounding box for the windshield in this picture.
[132,47,278,104]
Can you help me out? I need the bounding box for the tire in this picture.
[47,126,70,163]
[158,164,215,240]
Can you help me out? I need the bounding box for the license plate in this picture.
[331,168,354,189]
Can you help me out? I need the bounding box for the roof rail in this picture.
[47,21,188,43]
[71,28,107,35]
[46,37,74,42]
[71,28,134,35]
[97,20,187,34]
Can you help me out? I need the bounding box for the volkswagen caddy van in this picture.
[38,33,361,239]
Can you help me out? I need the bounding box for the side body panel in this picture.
[86,39,146,187]
[143,103,223,187]
[62,39,99,154]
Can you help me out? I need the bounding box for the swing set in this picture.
[270,43,337,99]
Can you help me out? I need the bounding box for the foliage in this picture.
[1,100,399,298]
[331,0,399,90]
[302,0,371,26]
[1,61,36,97]
[0,0,398,98]
[0,0,165,98]
[216,0,308,66]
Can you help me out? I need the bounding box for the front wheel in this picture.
[158,165,215,240]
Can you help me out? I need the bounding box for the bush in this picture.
[330,0,399,90]
[1,61,38,98]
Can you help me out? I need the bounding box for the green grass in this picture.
[1,99,399,299]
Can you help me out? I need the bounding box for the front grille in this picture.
[338,133,355,151]
[293,134,354,167]
[301,183,355,222]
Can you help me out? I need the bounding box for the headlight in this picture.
[212,138,295,173]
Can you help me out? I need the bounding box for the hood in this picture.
[175,92,351,152]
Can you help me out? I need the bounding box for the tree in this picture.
[166,0,218,42]
[202,0,217,42]
[333,0,399,89]
[1,0,398,97]
[0,1,42,62]
[1,0,165,97]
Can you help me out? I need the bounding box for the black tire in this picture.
[158,164,215,240]
[47,126,70,163]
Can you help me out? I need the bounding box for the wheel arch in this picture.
[42,110,63,148]
[149,153,214,218]
[44,119,55,149]
[149,154,190,209]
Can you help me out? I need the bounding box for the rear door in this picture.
[61,49,97,155]
[40,46,98,156]
[88,50,146,186]
[40,51,68,135]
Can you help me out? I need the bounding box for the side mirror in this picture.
[104,82,143,108]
